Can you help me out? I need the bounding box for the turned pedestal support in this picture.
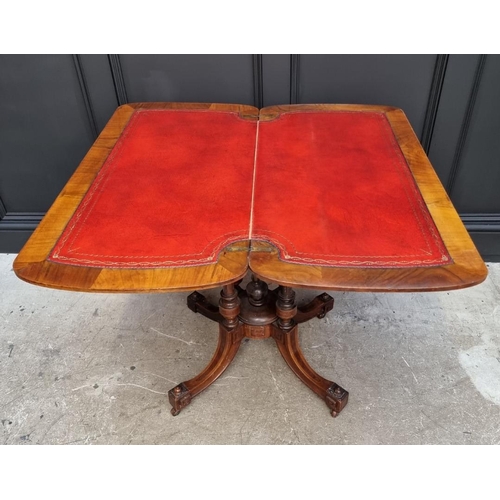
[169,276,348,417]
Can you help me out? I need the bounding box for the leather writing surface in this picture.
[49,109,451,269]
[49,110,256,268]
[252,111,451,267]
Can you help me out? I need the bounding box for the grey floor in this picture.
[1,253,499,445]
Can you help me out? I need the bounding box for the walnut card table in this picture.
[13,103,487,417]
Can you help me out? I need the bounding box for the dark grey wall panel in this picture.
[297,55,437,138]
[468,233,500,261]
[0,229,33,254]
[262,55,290,107]
[78,54,119,132]
[427,55,480,186]
[119,55,255,105]
[449,55,500,213]
[0,55,95,212]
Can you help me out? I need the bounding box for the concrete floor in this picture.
[1,253,499,445]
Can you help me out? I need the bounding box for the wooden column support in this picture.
[170,278,348,417]
[276,286,297,331]
[219,283,240,329]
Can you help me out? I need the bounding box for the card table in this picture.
[13,103,487,417]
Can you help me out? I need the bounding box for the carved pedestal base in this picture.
[168,277,349,417]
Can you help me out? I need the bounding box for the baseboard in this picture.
[0,213,43,253]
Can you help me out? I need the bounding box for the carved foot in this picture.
[326,383,349,417]
[272,323,348,417]
[187,291,222,323]
[295,293,334,324]
[168,383,192,416]
[168,323,244,415]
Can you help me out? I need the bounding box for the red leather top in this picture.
[49,110,256,268]
[253,111,451,267]
[49,109,451,269]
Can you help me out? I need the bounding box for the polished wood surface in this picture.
[13,103,258,293]
[249,104,488,292]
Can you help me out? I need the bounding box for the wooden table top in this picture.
[13,103,487,293]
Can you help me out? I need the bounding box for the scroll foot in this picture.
[168,383,192,416]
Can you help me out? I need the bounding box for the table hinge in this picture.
[225,245,274,253]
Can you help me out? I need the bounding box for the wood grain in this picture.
[249,104,488,292]
[13,103,258,292]
[259,103,398,121]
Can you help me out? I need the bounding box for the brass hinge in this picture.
[225,244,274,253]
